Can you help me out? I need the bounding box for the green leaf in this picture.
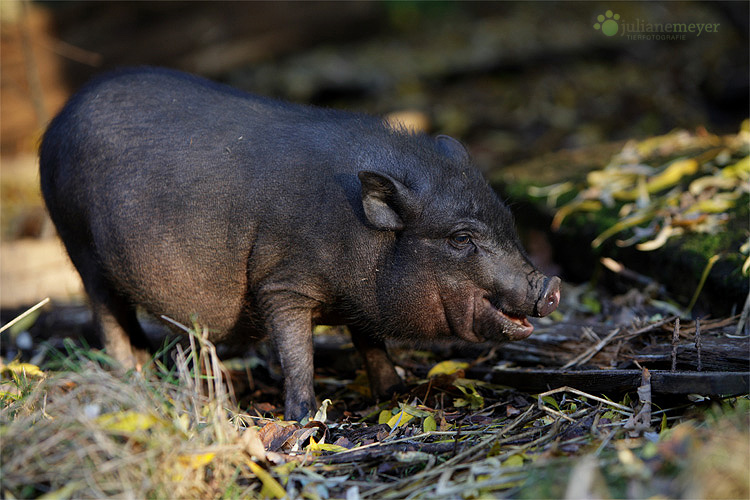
[541,395,560,411]
[454,381,484,410]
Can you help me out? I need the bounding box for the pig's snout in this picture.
[533,276,561,317]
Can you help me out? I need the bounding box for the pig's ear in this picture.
[436,135,469,163]
[358,171,408,231]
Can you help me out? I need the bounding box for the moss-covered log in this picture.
[489,129,749,316]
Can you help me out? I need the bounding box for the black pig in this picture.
[40,67,560,421]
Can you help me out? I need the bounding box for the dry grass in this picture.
[1,329,265,498]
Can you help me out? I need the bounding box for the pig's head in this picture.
[357,134,560,343]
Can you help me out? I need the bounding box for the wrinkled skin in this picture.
[40,68,560,421]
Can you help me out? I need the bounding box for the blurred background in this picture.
[1,0,748,311]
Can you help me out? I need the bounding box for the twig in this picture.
[361,405,538,498]
[695,318,702,372]
[537,399,576,423]
[600,257,661,289]
[686,254,720,314]
[0,297,50,334]
[561,327,621,369]
[537,387,632,414]
[736,291,750,337]
[19,0,48,126]
[671,318,680,372]
[623,315,676,339]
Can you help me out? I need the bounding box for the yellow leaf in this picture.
[272,462,297,486]
[689,175,737,195]
[502,454,525,467]
[312,398,332,423]
[722,156,750,180]
[96,410,162,434]
[307,436,348,453]
[592,211,654,248]
[2,360,45,379]
[423,415,437,433]
[687,197,737,214]
[306,435,322,452]
[615,158,700,200]
[427,360,469,378]
[636,225,682,251]
[551,200,602,230]
[646,158,699,192]
[247,460,286,499]
[386,409,414,429]
[379,409,392,425]
[176,452,215,469]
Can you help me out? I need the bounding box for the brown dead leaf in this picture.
[258,421,300,452]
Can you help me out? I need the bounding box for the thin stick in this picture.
[671,318,680,372]
[695,318,702,372]
[537,386,632,413]
[561,327,621,369]
[736,291,750,337]
[623,315,676,339]
[0,297,50,334]
[600,257,659,288]
[686,254,719,314]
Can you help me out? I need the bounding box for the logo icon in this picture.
[594,10,620,36]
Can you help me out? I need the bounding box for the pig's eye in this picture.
[450,232,472,248]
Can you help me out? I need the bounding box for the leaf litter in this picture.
[536,121,749,270]
[1,307,748,499]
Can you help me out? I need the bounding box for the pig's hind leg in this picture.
[350,327,405,401]
[83,273,152,370]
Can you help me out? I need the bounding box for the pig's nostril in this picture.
[535,276,561,317]
[547,287,560,308]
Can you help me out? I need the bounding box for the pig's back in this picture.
[39,68,375,333]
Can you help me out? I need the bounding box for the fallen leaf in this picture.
[387,409,415,429]
[307,435,349,454]
[312,399,332,423]
[636,225,682,251]
[176,452,215,469]
[423,415,437,433]
[427,360,469,378]
[502,454,525,467]
[722,156,750,180]
[96,410,163,434]
[645,158,699,194]
[247,460,286,499]
[552,199,602,231]
[2,360,45,379]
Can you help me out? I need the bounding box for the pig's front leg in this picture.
[265,306,317,422]
[350,327,404,400]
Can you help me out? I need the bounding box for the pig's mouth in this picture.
[472,294,534,342]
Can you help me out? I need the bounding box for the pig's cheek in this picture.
[437,288,480,342]
[401,286,447,338]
